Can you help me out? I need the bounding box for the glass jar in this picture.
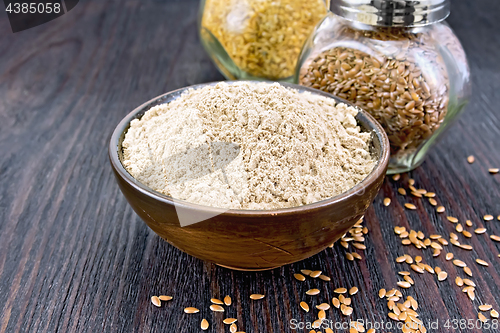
[199,0,328,81]
[297,0,470,173]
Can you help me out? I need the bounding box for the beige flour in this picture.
[122,82,375,209]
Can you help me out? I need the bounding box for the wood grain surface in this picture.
[1,0,500,332]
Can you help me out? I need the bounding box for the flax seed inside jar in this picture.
[297,0,470,173]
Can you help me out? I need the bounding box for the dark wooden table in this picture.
[1,1,500,332]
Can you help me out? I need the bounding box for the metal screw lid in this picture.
[330,0,450,27]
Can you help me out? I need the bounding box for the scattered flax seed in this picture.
[319,275,331,281]
[460,244,473,251]
[431,242,443,250]
[404,275,415,285]
[388,312,398,321]
[397,281,412,289]
[415,256,422,262]
[437,271,448,281]
[351,321,365,332]
[341,305,353,316]
[224,295,232,306]
[455,277,464,287]
[151,296,161,307]
[411,264,425,274]
[476,259,489,266]
[404,203,417,210]
[456,224,463,232]
[158,295,172,301]
[425,192,436,198]
[316,303,330,311]
[453,260,466,267]
[437,206,446,213]
[409,179,415,186]
[346,253,354,261]
[398,188,407,195]
[250,294,265,300]
[464,266,473,276]
[352,252,363,260]
[379,289,386,298]
[312,319,322,328]
[435,266,442,274]
[479,305,493,311]
[396,256,406,263]
[463,279,475,287]
[392,174,401,181]
[468,288,476,301]
[489,168,499,174]
[447,216,458,223]
[491,310,499,318]
[294,273,306,281]
[310,270,322,278]
[490,235,500,242]
[411,191,422,197]
[383,198,391,206]
[300,301,310,312]
[332,297,341,308]
[301,269,312,276]
[478,312,488,323]
[475,228,487,234]
[349,287,359,295]
[201,319,209,330]
[306,289,320,296]
[394,226,405,234]
[484,214,494,221]
[211,298,224,305]
[429,198,438,206]
[352,243,366,250]
[210,304,224,312]
[467,155,475,164]
[463,230,472,238]
[223,318,237,325]
[446,253,454,260]
[318,310,326,320]
[230,323,237,333]
[439,238,449,245]
[343,297,352,306]
[184,307,200,314]
[386,289,396,298]
[399,271,410,276]
[334,288,348,294]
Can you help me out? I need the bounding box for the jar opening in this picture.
[330,0,450,27]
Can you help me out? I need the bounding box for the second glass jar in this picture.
[297,2,470,173]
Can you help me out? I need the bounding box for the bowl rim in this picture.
[109,81,390,217]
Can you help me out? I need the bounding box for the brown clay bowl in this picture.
[109,81,390,271]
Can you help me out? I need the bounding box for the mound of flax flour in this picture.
[122,82,375,210]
